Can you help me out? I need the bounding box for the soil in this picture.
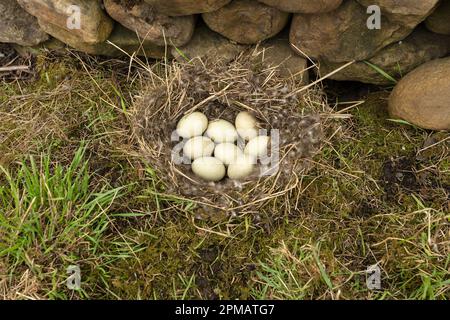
[0,43,15,66]
[0,44,35,81]
[324,79,386,106]
[381,156,420,200]
[352,200,377,218]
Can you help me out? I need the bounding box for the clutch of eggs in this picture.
[176,111,269,182]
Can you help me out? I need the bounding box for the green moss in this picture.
[35,55,71,88]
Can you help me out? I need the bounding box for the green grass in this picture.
[364,61,398,84]
[0,50,448,300]
[251,241,315,300]
[0,144,132,298]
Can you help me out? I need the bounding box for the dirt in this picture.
[381,156,420,200]
[0,44,36,81]
[324,79,387,106]
[380,153,450,213]
[189,243,256,299]
[0,44,14,65]
[352,200,377,218]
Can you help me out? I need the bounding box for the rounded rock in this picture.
[388,57,450,131]
[143,0,232,16]
[202,0,290,44]
[257,0,342,13]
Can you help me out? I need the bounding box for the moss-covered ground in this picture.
[0,50,448,299]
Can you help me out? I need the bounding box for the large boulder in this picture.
[253,35,309,83]
[17,0,113,44]
[318,28,450,85]
[356,0,440,29]
[257,0,342,13]
[143,0,231,16]
[203,0,290,44]
[104,0,195,47]
[38,22,167,58]
[0,0,48,46]
[171,23,246,63]
[290,0,416,63]
[425,0,450,35]
[388,57,450,131]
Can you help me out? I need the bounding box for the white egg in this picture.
[214,143,243,165]
[235,111,258,141]
[183,136,215,160]
[191,157,226,182]
[245,135,270,158]
[206,119,238,143]
[227,154,255,180]
[176,112,208,139]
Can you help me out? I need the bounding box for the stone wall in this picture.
[1,0,450,85]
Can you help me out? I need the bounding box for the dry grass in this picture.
[132,55,342,217]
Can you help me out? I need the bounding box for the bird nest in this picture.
[132,55,333,217]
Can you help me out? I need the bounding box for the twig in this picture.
[0,65,29,72]
[286,60,355,98]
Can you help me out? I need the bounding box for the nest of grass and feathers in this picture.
[132,52,338,218]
